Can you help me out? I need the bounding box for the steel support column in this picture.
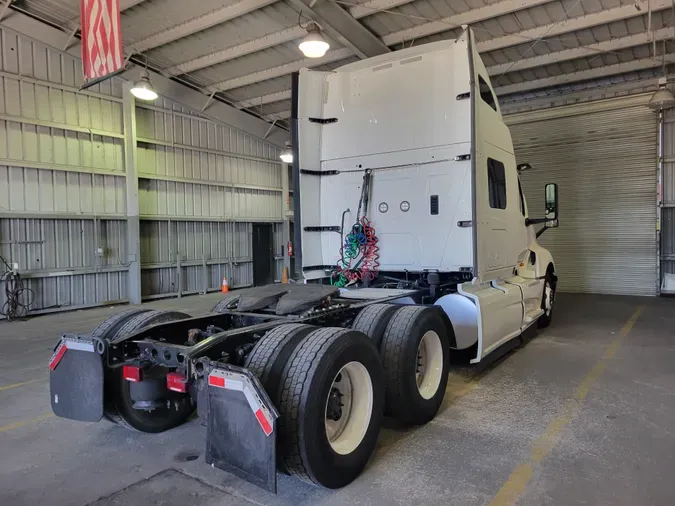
[281,161,291,273]
[123,81,142,305]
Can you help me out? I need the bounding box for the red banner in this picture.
[80,0,123,80]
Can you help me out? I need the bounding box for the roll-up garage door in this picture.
[506,95,658,296]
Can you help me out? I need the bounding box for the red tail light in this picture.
[122,365,143,382]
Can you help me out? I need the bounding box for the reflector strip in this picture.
[208,369,274,437]
[49,343,67,371]
[208,375,225,388]
[64,341,95,352]
[255,408,273,436]
[224,378,243,391]
[242,384,260,411]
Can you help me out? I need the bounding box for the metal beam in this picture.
[349,0,416,19]
[235,90,291,108]
[264,110,292,121]
[477,0,670,53]
[286,0,389,58]
[164,26,306,76]
[120,0,148,10]
[164,0,422,76]
[122,81,142,305]
[495,55,675,96]
[488,28,673,76]
[383,0,668,49]
[207,48,352,92]
[382,0,553,47]
[130,0,277,52]
[501,80,657,115]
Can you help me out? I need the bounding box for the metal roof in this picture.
[11,0,675,125]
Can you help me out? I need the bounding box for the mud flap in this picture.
[206,364,279,493]
[49,335,104,422]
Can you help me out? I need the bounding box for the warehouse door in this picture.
[507,95,658,295]
[253,224,274,286]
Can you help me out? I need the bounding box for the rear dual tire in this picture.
[248,325,384,489]
[380,306,450,426]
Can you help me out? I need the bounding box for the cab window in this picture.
[488,158,506,209]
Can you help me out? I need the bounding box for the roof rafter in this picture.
[164,26,307,76]
[382,0,554,47]
[495,55,675,96]
[165,0,395,76]
[488,28,673,76]
[235,89,292,108]
[477,0,670,53]
[383,0,669,49]
[264,110,292,121]
[130,0,278,52]
[120,0,148,10]
[349,0,417,19]
[207,48,352,92]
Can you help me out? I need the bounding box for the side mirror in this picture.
[517,163,532,172]
[544,183,559,228]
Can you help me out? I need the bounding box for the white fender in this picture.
[434,293,479,350]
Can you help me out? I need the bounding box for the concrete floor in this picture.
[1,293,674,506]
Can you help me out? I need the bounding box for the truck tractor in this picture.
[49,28,559,493]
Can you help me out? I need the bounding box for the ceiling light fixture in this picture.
[648,45,675,111]
[299,22,329,58]
[648,83,675,110]
[130,54,158,101]
[280,141,293,163]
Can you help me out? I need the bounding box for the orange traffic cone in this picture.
[221,277,229,293]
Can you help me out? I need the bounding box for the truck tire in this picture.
[212,295,240,313]
[538,269,556,328]
[91,308,152,424]
[380,306,450,425]
[105,310,194,432]
[91,308,152,341]
[244,323,316,403]
[277,327,384,488]
[351,304,398,348]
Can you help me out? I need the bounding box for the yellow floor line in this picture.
[0,413,54,433]
[0,379,39,392]
[488,305,645,506]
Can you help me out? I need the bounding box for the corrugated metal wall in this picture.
[507,96,658,296]
[135,96,282,299]
[0,25,283,316]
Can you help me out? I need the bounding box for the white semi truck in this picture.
[48,28,559,493]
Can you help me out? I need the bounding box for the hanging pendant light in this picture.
[648,84,675,110]
[298,23,329,58]
[648,44,675,110]
[280,141,293,163]
[131,54,158,101]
